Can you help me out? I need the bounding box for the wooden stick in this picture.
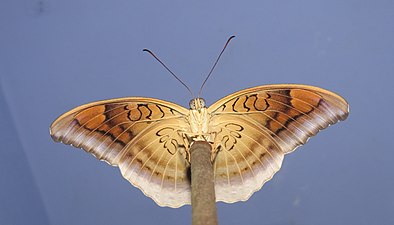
[190,141,218,225]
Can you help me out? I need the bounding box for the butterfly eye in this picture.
[189,99,196,109]
[198,98,206,108]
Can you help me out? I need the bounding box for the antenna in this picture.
[143,49,194,98]
[198,35,235,97]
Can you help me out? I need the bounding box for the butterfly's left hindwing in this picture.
[50,98,192,207]
[208,84,349,203]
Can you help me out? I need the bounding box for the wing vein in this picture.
[269,91,335,124]
[73,104,128,146]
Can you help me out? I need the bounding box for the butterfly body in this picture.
[187,101,213,141]
[51,84,349,208]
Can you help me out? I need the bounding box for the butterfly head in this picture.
[189,98,206,110]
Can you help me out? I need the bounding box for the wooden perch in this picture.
[190,141,218,225]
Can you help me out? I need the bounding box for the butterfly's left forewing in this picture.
[50,98,192,207]
[208,84,349,203]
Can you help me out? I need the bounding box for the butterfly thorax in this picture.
[188,98,212,142]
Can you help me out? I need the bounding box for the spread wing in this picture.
[208,84,349,203]
[50,97,193,207]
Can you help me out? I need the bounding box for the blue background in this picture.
[1,0,393,225]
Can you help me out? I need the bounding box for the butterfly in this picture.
[50,36,349,208]
[50,83,349,207]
